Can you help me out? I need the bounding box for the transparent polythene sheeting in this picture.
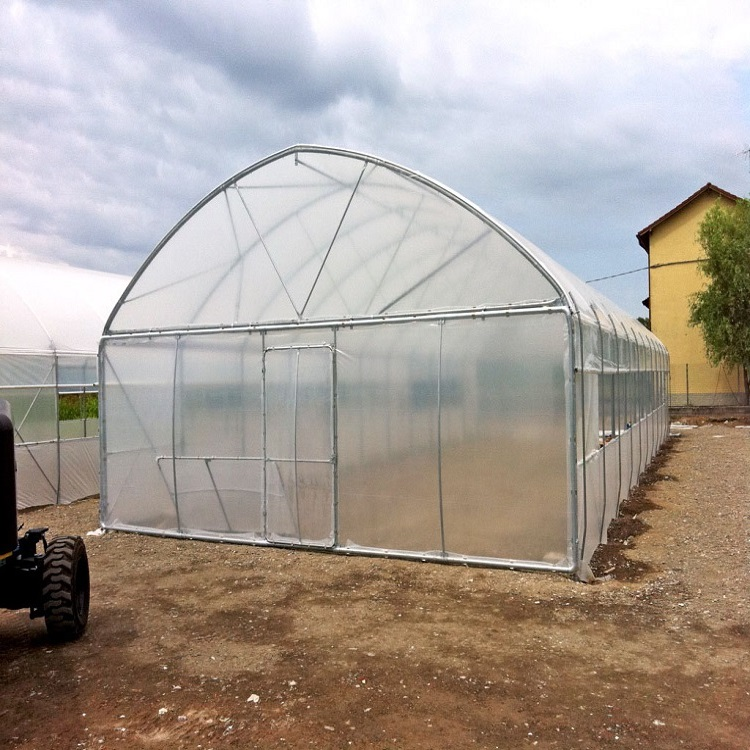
[573,299,669,569]
[0,257,127,354]
[109,149,560,333]
[13,437,98,509]
[100,318,670,572]
[0,385,57,443]
[14,442,58,509]
[577,406,665,567]
[100,337,177,530]
[59,437,99,505]
[0,353,55,388]
[107,148,665,378]
[0,350,103,507]
[0,351,101,443]
[0,255,126,510]
[101,310,574,568]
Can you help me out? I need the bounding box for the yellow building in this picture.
[637,183,744,406]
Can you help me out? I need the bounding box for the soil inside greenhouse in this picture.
[1,421,749,749]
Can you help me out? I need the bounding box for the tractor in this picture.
[0,399,89,640]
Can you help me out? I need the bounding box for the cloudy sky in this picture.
[2,0,749,318]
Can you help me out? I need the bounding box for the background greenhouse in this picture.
[0,258,128,508]
[100,145,669,579]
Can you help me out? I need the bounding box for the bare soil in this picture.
[1,422,748,749]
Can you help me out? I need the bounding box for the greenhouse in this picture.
[0,257,128,508]
[100,145,669,579]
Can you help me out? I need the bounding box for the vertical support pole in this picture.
[607,313,623,517]
[170,336,182,532]
[82,383,88,439]
[98,342,107,526]
[261,331,268,540]
[567,303,588,575]
[561,312,578,569]
[331,329,339,547]
[590,306,607,545]
[292,349,301,542]
[437,319,446,558]
[54,353,61,504]
[685,363,690,407]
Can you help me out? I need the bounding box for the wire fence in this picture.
[669,362,747,406]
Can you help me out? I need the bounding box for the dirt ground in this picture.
[1,421,748,749]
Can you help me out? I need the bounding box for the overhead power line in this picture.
[586,258,700,284]
[586,266,647,283]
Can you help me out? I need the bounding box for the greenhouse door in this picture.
[263,344,335,547]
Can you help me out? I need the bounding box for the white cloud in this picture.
[1,0,749,314]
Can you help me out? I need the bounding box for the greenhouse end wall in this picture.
[101,309,576,569]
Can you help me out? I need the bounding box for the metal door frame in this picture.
[261,340,336,546]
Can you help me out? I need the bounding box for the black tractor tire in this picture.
[42,536,90,641]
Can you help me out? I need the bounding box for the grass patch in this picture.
[59,393,98,421]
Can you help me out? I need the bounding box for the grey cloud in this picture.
[48,0,402,111]
[3,1,749,318]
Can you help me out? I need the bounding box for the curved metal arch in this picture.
[104,145,570,334]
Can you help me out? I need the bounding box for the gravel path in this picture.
[0,419,748,749]
[638,421,749,633]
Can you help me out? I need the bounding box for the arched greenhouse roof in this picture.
[0,257,129,355]
[106,145,648,338]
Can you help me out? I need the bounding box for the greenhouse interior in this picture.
[100,145,669,579]
[0,257,128,508]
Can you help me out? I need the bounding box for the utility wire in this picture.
[586,258,701,284]
[586,266,647,283]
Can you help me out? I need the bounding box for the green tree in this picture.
[689,198,750,403]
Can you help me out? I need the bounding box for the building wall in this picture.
[648,191,744,406]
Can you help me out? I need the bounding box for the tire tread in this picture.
[42,536,89,641]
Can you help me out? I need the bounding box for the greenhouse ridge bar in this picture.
[99,145,668,580]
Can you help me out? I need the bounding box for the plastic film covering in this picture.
[0,258,128,508]
[336,322,443,553]
[0,257,128,355]
[0,354,57,443]
[108,148,561,333]
[101,337,177,531]
[171,333,265,539]
[264,333,335,546]
[102,313,572,566]
[100,145,670,577]
[0,353,103,509]
[14,441,58,508]
[574,307,669,569]
[59,437,99,502]
[337,313,569,563]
